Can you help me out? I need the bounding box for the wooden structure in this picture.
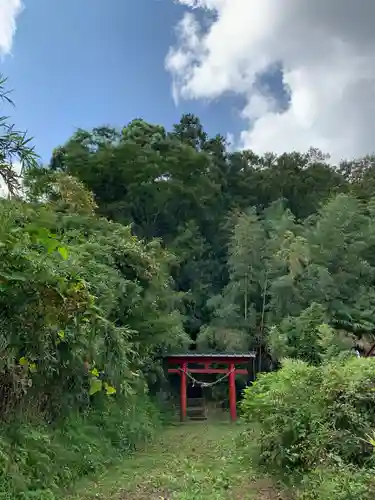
[366,343,375,357]
[165,353,255,422]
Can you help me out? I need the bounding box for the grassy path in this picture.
[69,422,286,500]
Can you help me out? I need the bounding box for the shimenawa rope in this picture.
[177,367,236,388]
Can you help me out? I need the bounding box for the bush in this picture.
[297,464,375,500]
[240,357,375,495]
[241,359,323,472]
[0,394,160,500]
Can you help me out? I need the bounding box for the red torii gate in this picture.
[165,353,256,422]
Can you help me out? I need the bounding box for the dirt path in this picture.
[69,422,286,500]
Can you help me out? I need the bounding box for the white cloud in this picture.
[166,0,375,163]
[0,0,23,57]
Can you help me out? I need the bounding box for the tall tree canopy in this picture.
[44,115,354,343]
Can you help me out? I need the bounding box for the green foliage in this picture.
[0,394,160,500]
[201,192,375,366]
[0,179,184,497]
[43,112,375,358]
[241,359,324,472]
[268,303,355,364]
[1,165,189,409]
[297,465,375,500]
[50,120,349,342]
[241,357,375,498]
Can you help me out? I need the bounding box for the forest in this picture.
[2,73,375,499]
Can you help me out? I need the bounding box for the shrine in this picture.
[164,353,256,422]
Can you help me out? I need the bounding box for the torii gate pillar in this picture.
[228,362,237,421]
[180,361,187,422]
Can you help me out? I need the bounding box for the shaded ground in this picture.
[69,422,286,500]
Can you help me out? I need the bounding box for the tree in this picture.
[47,114,356,351]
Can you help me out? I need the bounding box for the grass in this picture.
[66,421,287,500]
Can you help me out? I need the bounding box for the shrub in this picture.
[297,464,375,500]
[240,357,375,474]
[0,393,160,500]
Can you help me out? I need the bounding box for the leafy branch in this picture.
[0,74,39,197]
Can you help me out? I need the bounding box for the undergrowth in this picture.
[0,395,161,500]
[240,357,375,499]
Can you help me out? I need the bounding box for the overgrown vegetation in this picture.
[241,357,375,498]
[0,175,190,498]
[3,71,375,498]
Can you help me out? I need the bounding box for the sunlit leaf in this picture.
[89,378,102,396]
[19,356,28,366]
[58,246,69,260]
[47,240,58,253]
[29,362,37,373]
[105,384,116,395]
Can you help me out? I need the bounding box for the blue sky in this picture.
[1,1,372,167]
[0,0,246,163]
